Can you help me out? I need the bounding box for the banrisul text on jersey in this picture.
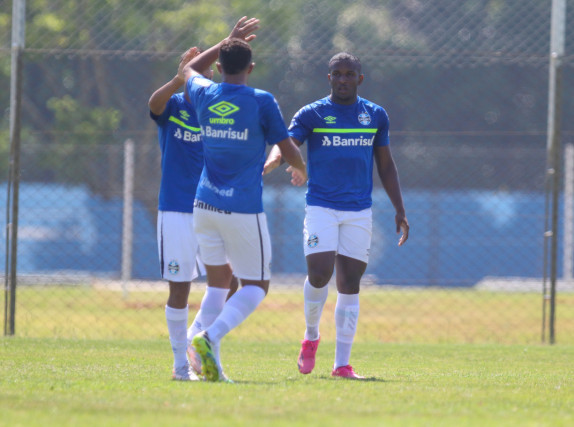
[202,126,248,140]
[288,96,390,211]
[320,135,375,146]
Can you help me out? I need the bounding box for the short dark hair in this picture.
[328,52,361,74]
[219,38,252,75]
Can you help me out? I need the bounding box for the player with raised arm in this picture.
[265,52,409,379]
[148,46,239,382]
[183,17,307,382]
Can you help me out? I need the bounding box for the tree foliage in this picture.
[1,0,571,191]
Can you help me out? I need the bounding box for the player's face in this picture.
[328,60,363,105]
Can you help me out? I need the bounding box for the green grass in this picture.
[10,284,574,344]
[1,338,573,426]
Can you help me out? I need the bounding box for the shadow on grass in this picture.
[227,375,391,385]
[319,375,388,383]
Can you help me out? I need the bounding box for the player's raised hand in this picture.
[177,47,199,82]
[229,16,260,42]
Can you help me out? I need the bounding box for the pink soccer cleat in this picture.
[331,365,365,380]
[297,337,320,374]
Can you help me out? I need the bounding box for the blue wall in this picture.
[1,183,158,279]
[264,187,548,287]
[1,183,550,285]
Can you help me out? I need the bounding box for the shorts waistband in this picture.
[194,200,232,214]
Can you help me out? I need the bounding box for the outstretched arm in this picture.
[263,139,295,175]
[182,16,259,82]
[275,137,307,186]
[148,47,199,116]
[375,145,409,246]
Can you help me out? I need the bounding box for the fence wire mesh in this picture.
[2,0,574,344]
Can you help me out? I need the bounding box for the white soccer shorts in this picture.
[157,211,206,282]
[193,203,272,281]
[303,205,373,263]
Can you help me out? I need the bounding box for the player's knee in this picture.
[308,271,332,288]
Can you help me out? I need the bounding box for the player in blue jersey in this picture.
[182,17,307,382]
[265,52,409,379]
[149,46,240,381]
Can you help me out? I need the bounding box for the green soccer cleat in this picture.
[192,331,220,382]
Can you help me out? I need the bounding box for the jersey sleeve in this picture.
[373,107,390,147]
[149,96,176,125]
[259,93,289,145]
[185,75,212,110]
[288,105,313,145]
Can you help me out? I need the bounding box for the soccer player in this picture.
[148,46,239,381]
[264,52,409,379]
[183,17,307,382]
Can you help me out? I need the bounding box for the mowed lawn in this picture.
[10,284,574,344]
[1,338,572,427]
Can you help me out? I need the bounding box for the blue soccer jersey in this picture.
[186,76,289,214]
[150,93,203,213]
[289,96,390,211]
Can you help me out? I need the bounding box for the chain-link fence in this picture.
[2,0,574,344]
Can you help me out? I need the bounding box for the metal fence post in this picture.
[121,139,135,299]
[543,0,567,344]
[4,0,26,336]
[563,144,574,281]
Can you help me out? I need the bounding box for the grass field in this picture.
[9,283,574,344]
[1,337,573,426]
[3,284,574,425]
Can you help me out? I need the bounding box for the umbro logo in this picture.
[209,101,240,117]
[324,115,336,124]
[179,110,190,121]
[208,101,240,124]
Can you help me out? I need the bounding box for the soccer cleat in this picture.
[186,343,202,376]
[192,331,220,382]
[172,363,201,381]
[297,337,320,374]
[331,365,365,380]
